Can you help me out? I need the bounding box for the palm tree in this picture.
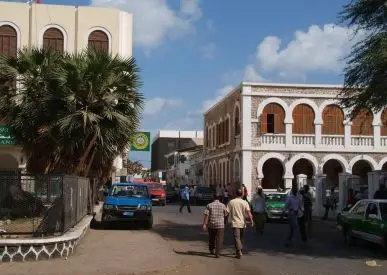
[0,47,144,177]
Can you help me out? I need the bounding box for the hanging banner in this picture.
[0,125,15,145]
[130,132,150,151]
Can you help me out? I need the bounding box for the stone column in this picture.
[284,177,293,190]
[367,170,387,199]
[338,172,350,211]
[344,123,351,148]
[373,124,381,150]
[315,123,322,148]
[285,123,292,147]
[314,174,327,217]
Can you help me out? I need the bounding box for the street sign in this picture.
[0,125,15,145]
[130,132,150,151]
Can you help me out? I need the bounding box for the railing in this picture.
[260,134,285,145]
[292,135,315,145]
[321,135,345,147]
[381,137,387,147]
[0,171,91,237]
[351,136,373,147]
[235,135,241,147]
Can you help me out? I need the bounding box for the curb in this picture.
[0,215,93,262]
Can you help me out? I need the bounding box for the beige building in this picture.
[204,82,387,203]
[0,1,133,170]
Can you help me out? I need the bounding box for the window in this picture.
[267,114,275,133]
[261,103,285,134]
[43,28,64,54]
[0,25,17,57]
[381,109,387,136]
[226,118,230,143]
[88,30,109,52]
[351,108,373,136]
[234,106,240,136]
[322,105,344,135]
[365,203,379,219]
[351,201,366,216]
[292,104,315,134]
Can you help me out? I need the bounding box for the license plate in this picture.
[152,198,159,201]
[123,211,134,216]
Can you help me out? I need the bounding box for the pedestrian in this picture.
[227,188,254,259]
[251,187,265,234]
[322,187,336,220]
[285,186,307,247]
[202,194,229,258]
[223,184,229,205]
[179,186,192,213]
[242,184,248,201]
[301,185,313,237]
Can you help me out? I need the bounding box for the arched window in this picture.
[88,30,109,52]
[212,124,216,148]
[43,28,64,54]
[351,108,373,136]
[225,117,230,143]
[261,103,285,134]
[322,105,344,135]
[0,25,17,57]
[292,104,315,134]
[234,106,241,136]
[381,109,387,136]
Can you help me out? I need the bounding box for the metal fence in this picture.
[0,171,91,237]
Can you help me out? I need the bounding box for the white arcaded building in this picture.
[203,82,387,205]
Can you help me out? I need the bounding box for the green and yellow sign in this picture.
[130,132,150,151]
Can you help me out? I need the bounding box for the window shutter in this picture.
[260,112,267,134]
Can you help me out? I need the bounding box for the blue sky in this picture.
[21,0,359,166]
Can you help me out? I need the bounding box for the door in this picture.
[348,201,367,239]
[364,202,385,245]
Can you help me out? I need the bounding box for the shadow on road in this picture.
[90,219,150,231]
[152,219,387,261]
[174,250,236,259]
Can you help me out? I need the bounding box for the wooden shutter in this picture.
[43,28,64,54]
[0,25,17,57]
[351,108,373,136]
[322,105,344,135]
[261,103,285,134]
[381,109,387,136]
[88,30,109,52]
[292,104,315,134]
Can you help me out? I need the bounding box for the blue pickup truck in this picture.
[102,182,153,229]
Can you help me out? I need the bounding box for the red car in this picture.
[146,182,166,206]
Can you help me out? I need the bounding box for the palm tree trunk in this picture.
[74,133,98,175]
[84,146,97,177]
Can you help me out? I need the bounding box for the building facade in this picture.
[203,82,387,199]
[151,130,203,181]
[165,145,203,187]
[0,1,133,171]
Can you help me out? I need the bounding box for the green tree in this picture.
[339,0,387,115]
[126,160,143,175]
[0,47,143,177]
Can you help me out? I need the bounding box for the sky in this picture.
[12,0,362,167]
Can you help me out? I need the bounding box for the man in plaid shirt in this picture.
[202,194,229,258]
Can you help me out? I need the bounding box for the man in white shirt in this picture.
[227,188,254,259]
[251,187,265,234]
[284,187,306,247]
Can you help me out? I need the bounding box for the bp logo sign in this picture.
[131,132,150,151]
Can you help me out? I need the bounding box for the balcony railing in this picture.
[260,134,285,145]
[351,136,373,147]
[321,135,344,147]
[235,135,241,147]
[292,135,315,146]
[381,137,387,147]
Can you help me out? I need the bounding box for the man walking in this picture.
[179,186,192,213]
[227,188,254,259]
[202,194,229,258]
[251,187,265,234]
[285,186,306,247]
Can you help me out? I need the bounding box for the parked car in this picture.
[164,186,178,202]
[264,192,288,222]
[102,182,153,229]
[337,199,387,250]
[147,182,167,206]
[193,186,213,205]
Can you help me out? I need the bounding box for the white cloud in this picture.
[255,24,363,80]
[206,20,216,32]
[243,65,266,82]
[200,43,216,59]
[143,97,183,116]
[91,0,202,49]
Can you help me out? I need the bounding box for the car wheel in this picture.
[344,226,355,245]
[145,218,153,229]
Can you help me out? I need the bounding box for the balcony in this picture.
[235,135,241,147]
[260,134,285,145]
[292,135,315,146]
[321,135,344,147]
[351,136,373,147]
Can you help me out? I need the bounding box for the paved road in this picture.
[1,204,387,275]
